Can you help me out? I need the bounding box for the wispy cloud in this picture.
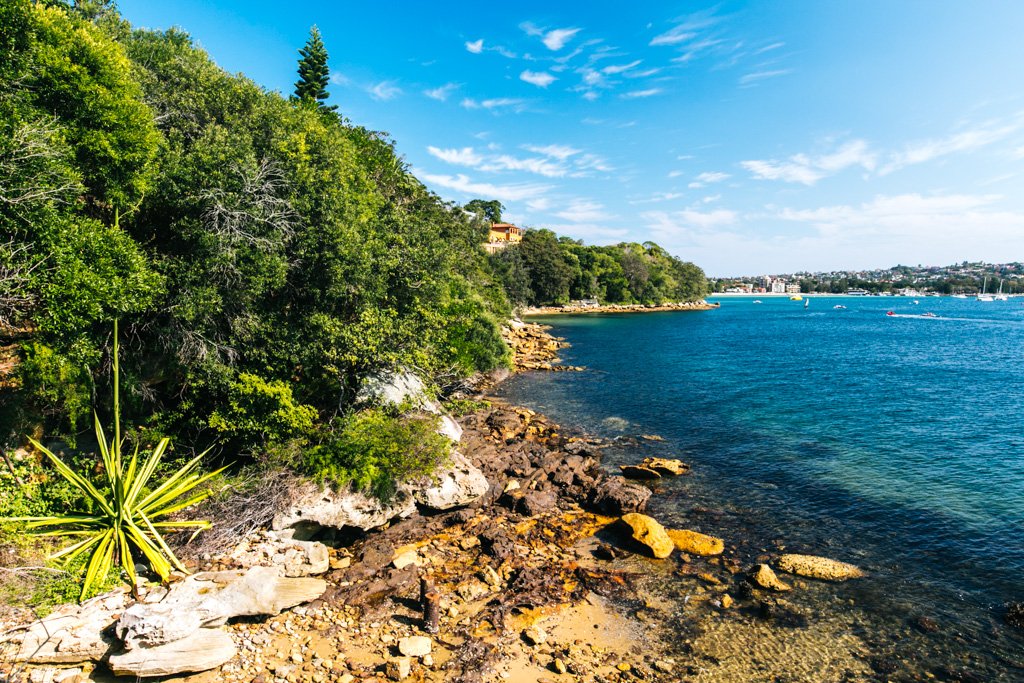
[543,28,581,51]
[425,144,611,178]
[645,207,738,231]
[426,146,483,166]
[649,12,718,47]
[423,83,458,101]
[465,39,484,54]
[688,171,731,188]
[628,192,685,204]
[742,140,876,185]
[460,97,529,113]
[602,60,642,75]
[880,123,1020,174]
[554,198,615,223]
[620,88,663,99]
[739,69,792,86]
[367,81,402,101]
[520,70,557,88]
[420,173,552,202]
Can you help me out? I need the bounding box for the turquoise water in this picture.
[496,296,1024,679]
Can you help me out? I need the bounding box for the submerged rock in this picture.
[620,465,662,480]
[1005,602,1024,630]
[776,554,865,581]
[666,529,724,556]
[639,457,689,476]
[619,513,674,559]
[750,563,792,592]
[588,477,651,515]
[107,627,236,677]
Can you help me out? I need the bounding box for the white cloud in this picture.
[739,69,792,86]
[520,70,557,88]
[645,207,738,231]
[628,192,684,204]
[426,146,484,166]
[522,144,581,160]
[688,171,731,188]
[420,173,551,202]
[881,124,1020,174]
[460,97,528,112]
[649,12,718,47]
[543,28,581,50]
[368,81,402,100]
[742,139,876,185]
[554,198,614,223]
[329,72,350,86]
[424,83,458,101]
[481,155,566,177]
[755,42,786,55]
[620,88,663,99]
[602,60,642,75]
[465,39,484,54]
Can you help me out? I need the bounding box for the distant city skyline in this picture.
[119,1,1024,276]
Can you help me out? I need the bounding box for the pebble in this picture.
[398,635,432,657]
[552,658,568,674]
[523,625,548,646]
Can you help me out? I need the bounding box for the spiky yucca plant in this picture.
[9,322,224,599]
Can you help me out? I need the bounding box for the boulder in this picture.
[228,531,329,577]
[107,627,236,677]
[413,452,489,510]
[776,554,864,581]
[750,563,792,592]
[619,465,661,480]
[666,529,724,556]
[619,513,674,559]
[273,482,417,532]
[639,458,689,476]
[588,477,651,515]
[397,636,432,657]
[116,566,326,649]
[356,369,438,413]
[437,415,464,443]
[6,589,128,663]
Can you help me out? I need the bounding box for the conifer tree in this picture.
[294,26,336,111]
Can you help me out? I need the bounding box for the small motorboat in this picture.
[753,300,762,304]
[833,304,847,310]
[886,311,895,316]
[921,312,937,318]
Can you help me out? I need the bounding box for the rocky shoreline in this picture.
[1,322,883,683]
[521,301,719,316]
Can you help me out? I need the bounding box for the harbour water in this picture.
[496,296,1024,681]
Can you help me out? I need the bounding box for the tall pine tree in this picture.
[294,26,336,111]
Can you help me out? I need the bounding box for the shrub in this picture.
[207,372,318,450]
[301,409,450,500]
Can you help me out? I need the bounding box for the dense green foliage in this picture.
[0,1,509,469]
[299,409,451,500]
[491,229,708,306]
[293,25,336,112]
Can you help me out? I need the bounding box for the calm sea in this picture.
[496,295,1024,680]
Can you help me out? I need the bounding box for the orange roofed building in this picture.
[484,223,524,253]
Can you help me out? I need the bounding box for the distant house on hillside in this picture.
[483,223,524,254]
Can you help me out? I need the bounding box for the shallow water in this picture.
[496,296,1024,680]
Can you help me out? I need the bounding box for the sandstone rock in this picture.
[7,589,128,663]
[437,415,464,443]
[639,457,689,476]
[776,554,865,581]
[116,566,326,649]
[107,627,236,677]
[397,636,432,657]
[413,452,489,510]
[588,477,651,515]
[391,549,420,570]
[356,369,436,412]
[750,563,791,592]
[386,657,412,681]
[720,594,734,609]
[273,482,416,532]
[619,513,674,559]
[229,532,329,577]
[522,625,547,646]
[665,529,724,556]
[619,465,661,480]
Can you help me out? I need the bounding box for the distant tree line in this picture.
[486,228,708,307]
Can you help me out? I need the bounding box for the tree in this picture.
[464,199,503,223]
[294,26,336,112]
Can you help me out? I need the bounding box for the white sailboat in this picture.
[995,279,1009,301]
[977,277,994,302]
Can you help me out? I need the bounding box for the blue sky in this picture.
[118,1,1024,276]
